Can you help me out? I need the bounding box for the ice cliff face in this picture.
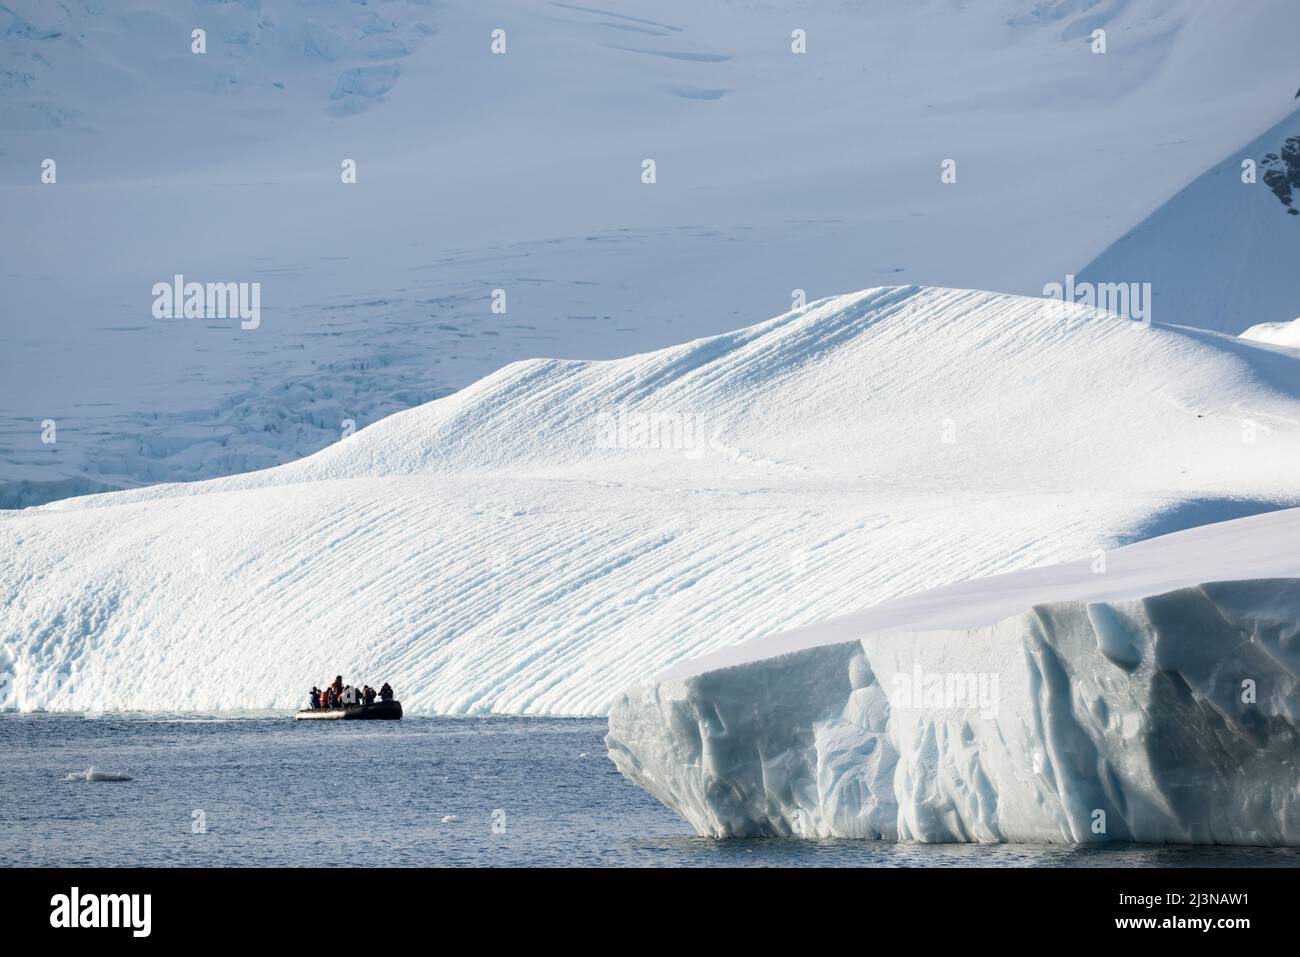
[607,511,1300,845]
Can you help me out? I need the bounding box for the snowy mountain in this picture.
[606,506,1300,845]
[4,286,1300,714]
[3,0,1298,504]
[1079,107,1300,336]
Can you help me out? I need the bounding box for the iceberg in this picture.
[4,287,1300,716]
[64,767,133,782]
[606,508,1300,845]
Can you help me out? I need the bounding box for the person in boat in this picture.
[341,685,359,707]
[309,687,321,710]
[363,685,376,706]
[331,675,344,698]
[379,682,394,702]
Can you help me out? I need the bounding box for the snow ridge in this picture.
[1242,316,1300,349]
[3,287,1300,715]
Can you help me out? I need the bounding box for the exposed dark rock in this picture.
[1261,135,1300,216]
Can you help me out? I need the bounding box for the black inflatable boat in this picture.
[294,700,403,721]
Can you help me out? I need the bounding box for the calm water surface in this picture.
[2,714,1295,868]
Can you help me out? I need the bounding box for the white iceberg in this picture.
[65,767,133,782]
[606,508,1300,845]
[3,287,1300,715]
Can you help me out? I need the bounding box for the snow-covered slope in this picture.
[1242,316,1300,349]
[3,0,1298,503]
[1079,107,1300,335]
[606,508,1300,845]
[4,286,1300,715]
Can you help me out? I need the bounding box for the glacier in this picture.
[3,285,1300,716]
[3,0,1299,503]
[606,508,1300,845]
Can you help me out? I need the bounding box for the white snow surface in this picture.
[1242,317,1300,349]
[1078,106,1300,337]
[606,507,1300,844]
[4,285,1300,715]
[2,0,1298,502]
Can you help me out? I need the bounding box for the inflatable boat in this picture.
[294,700,403,721]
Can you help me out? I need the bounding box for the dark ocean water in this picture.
[2,714,1295,868]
